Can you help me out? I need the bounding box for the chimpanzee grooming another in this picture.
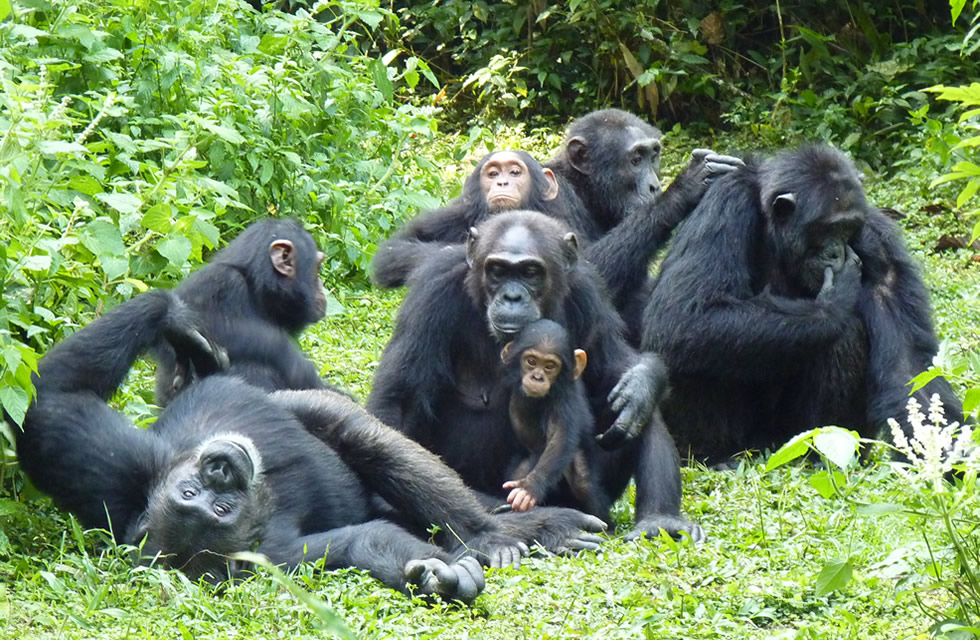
[371,150,586,288]
[368,210,702,541]
[500,319,608,518]
[16,290,607,601]
[545,109,744,339]
[643,145,964,463]
[153,218,340,404]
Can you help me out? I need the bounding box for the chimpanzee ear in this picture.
[500,342,513,363]
[541,168,560,201]
[465,227,479,268]
[566,137,592,176]
[270,239,296,278]
[772,192,796,220]
[572,349,587,380]
[563,232,579,268]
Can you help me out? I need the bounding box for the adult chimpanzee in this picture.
[545,109,744,340]
[371,150,586,288]
[153,218,340,404]
[500,319,608,517]
[17,290,606,601]
[642,145,965,463]
[368,210,702,541]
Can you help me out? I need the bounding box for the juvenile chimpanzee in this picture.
[545,109,744,339]
[16,290,607,601]
[499,319,609,518]
[153,218,340,404]
[643,145,964,463]
[371,150,586,288]
[368,210,702,541]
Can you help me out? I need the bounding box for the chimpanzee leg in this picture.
[628,411,704,542]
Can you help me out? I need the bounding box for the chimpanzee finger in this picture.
[564,535,603,552]
[595,422,628,450]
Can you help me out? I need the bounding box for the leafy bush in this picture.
[0,0,449,423]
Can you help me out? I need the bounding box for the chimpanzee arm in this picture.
[371,204,472,288]
[18,291,223,533]
[584,150,744,304]
[367,248,472,436]
[259,520,485,603]
[645,171,862,380]
[856,213,965,432]
[565,268,667,447]
[272,388,528,568]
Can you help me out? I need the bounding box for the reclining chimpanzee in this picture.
[16,289,606,602]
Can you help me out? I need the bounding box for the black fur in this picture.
[368,210,702,541]
[16,290,605,601]
[642,145,964,463]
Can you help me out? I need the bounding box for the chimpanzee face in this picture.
[133,434,265,581]
[763,151,867,297]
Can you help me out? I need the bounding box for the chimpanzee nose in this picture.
[502,290,523,302]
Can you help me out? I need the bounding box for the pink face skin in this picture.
[479,151,533,211]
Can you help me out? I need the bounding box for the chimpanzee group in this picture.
[13,108,965,604]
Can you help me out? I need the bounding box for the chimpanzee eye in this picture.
[631,154,643,166]
[522,264,541,279]
[487,169,499,179]
[525,356,536,367]
[214,503,230,516]
[510,167,522,177]
[544,362,557,371]
[182,488,196,499]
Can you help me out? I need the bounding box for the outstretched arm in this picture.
[260,519,486,603]
[584,149,744,303]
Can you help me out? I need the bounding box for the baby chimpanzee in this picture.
[500,319,609,517]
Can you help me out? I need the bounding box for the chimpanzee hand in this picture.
[502,479,540,512]
[597,353,667,450]
[492,506,607,556]
[163,296,229,389]
[404,556,485,604]
[457,529,530,568]
[817,245,862,311]
[667,148,745,212]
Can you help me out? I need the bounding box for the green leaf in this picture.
[38,140,88,156]
[156,236,192,267]
[142,204,173,234]
[956,177,980,209]
[814,558,852,597]
[96,192,142,215]
[963,388,980,415]
[855,502,903,516]
[0,385,29,426]
[909,367,941,392]
[357,10,383,29]
[809,470,845,498]
[765,430,812,471]
[0,0,10,21]
[370,59,394,103]
[0,498,24,517]
[82,220,126,256]
[813,427,859,470]
[82,48,123,64]
[201,121,245,145]
[258,34,288,55]
[68,174,103,195]
[100,254,129,281]
[324,293,345,317]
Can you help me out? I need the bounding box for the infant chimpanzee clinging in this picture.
[501,319,608,517]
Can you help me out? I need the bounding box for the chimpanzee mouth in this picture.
[488,195,520,211]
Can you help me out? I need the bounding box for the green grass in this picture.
[1,135,977,639]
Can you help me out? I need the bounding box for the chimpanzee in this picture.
[499,319,608,518]
[642,145,965,463]
[371,150,587,288]
[16,290,607,601]
[153,218,341,404]
[368,210,702,541]
[545,109,744,340]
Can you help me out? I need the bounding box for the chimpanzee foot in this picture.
[627,515,706,543]
[404,556,485,604]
